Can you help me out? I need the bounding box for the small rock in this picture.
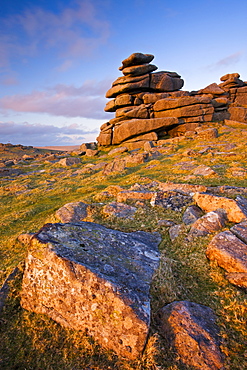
[85,149,98,157]
[80,142,97,151]
[230,220,247,244]
[157,219,176,227]
[117,190,154,203]
[156,301,224,370]
[194,192,247,223]
[189,209,227,237]
[125,153,149,165]
[58,157,81,166]
[193,165,217,177]
[143,141,155,151]
[18,233,35,245]
[55,202,88,222]
[22,154,34,160]
[151,191,192,212]
[103,202,137,219]
[196,128,218,139]
[225,272,247,289]
[103,159,126,175]
[207,230,247,274]
[182,205,204,225]
[169,224,183,241]
[107,147,128,156]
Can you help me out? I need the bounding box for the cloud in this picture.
[0,121,98,146]
[0,76,19,86]
[0,1,110,68]
[207,52,243,71]
[0,79,112,119]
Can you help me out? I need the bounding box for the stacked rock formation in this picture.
[97,53,247,148]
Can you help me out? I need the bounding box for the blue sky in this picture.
[0,0,246,146]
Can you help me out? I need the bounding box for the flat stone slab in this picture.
[21,222,161,359]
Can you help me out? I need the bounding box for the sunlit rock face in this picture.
[97,52,247,148]
[21,222,161,359]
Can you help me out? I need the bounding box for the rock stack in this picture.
[97,52,187,148]
[96,53,247,148]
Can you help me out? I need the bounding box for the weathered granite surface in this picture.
[21,222,161,359]
[97,52,247,148]
[156,301,224,370]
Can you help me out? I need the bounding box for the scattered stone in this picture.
[150,191,192,211]
[103,159,126,175]
[169,224,183,241]
[207,230,247,275]
[103,202,137,219]
[157,219,176,227]
[196,127,218,139]
[85,149,98,157]
[193,165,217,177]
[194,192,247,223]
[4,160,15,167]
[107,147,128,156]
[158,181,207,194]
[58,157,81,166]
[189,209,227,237]
[21,222,161,359]
[230,220,247,244]
[80,142,97,151]
[117,190,154,203]
[225,272,247,289]
[125,153,148,165]
[182,205,204,225]
[18,233,35,245]
[143,141,155,151]
[156,301,224,370]
[55,202,88,222]
[22,154,34,160]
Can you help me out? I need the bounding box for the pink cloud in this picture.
[0,79,112,119]
[0,76,19,86]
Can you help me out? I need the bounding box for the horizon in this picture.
[0,0,246,147]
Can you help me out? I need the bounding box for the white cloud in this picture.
[0,121,98,146]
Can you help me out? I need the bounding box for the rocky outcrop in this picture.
[156,301,225,370]
[97,53,247,148]
[21,222,161,359]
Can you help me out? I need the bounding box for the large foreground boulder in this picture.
[21,222,161,359]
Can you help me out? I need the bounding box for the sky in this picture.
[0,0,246,147]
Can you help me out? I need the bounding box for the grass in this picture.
[1,123,247,369]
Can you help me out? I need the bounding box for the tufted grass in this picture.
[1,123,247,369]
